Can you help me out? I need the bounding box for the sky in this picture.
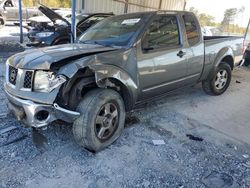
[186,0,250,27]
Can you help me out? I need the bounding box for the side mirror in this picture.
[142,40,154,51]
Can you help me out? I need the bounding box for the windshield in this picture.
[78,14,146,47]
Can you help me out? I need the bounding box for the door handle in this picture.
[177,50,186,58]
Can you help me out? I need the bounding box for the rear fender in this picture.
[203,47,234,81]
[213,47,234,68]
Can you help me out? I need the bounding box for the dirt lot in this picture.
[0,25,250,188]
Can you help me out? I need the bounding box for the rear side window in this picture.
[183,14,200,46]
[143,15,180,49]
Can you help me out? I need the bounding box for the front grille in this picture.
[23,71,33,89]
[8,66,18,85]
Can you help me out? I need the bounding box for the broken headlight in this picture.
[33,71,66,92]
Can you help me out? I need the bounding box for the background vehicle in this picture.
[27,5,114,47]
[0,14,4,26]
[243,35,250,66]
[0,0,41,23]
[27,9,72,27]
[243,43,250,66]
[4,11,248,152]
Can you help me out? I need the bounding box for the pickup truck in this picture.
[4,11,247,152]
[0,0,41,25]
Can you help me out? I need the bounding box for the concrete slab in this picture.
[161,67,250,145]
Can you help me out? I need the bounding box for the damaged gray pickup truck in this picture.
[4,11,247,151]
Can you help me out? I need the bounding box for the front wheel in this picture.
[202,62,232,95]
[73,89,125,152]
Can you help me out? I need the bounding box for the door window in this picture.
[183,14,200,46]
[143,15,180,50]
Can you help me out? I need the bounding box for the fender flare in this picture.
[213,47,234,69]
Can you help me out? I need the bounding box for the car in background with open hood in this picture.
[27,5,114,47]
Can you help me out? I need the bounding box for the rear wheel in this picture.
[73,89,125,152]
[202,62,232,95]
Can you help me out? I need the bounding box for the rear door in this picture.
[182,13,204,82]
[137,13,191,99]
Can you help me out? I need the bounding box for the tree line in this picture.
[188,6,247,35]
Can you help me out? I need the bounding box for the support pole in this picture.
[244,18,250,40]
[71,0,76,43]
[124,0,128,14]
[18,0,23,43]
[158,0,162,10]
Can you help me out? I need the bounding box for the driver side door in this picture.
[137,14,191,100]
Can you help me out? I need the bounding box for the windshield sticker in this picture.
[122,18,141,25]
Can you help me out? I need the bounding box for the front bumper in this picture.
[5,90,80,128]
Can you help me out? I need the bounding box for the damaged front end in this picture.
[4,60,80,128]
[4,43,138,129]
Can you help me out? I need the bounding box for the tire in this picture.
[202,62,232,96]
[73,88,125,152]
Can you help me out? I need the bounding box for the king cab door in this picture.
[137,13,192,100]
[181,13,204,83]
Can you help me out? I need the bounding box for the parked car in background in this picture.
[28,9,72,27]
[27,5,114,47]
[4,11,248,152]
[0,13,4,26]
[0,0,42,24]
[201,26,213,36]
[243,42,250,66]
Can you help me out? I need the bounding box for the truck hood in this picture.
[38,4,70,26]
[9,43,118,70]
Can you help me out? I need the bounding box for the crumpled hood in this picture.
[8,43,117,70]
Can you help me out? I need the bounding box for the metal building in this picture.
[76,0,187,14]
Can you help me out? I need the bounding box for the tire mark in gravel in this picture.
[0,134,28,147]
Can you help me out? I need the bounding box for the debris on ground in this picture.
[152,140,166,145]
[125,115,140,126]
[236,80,241,84]
[186,134,204,142]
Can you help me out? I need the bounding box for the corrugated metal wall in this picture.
[77,0,186,14]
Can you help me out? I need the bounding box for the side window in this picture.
[183,14,200,46]
[143,15,180,50]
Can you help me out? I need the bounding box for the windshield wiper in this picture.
[79,40,116,48]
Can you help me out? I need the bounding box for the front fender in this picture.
[89,64,139,108]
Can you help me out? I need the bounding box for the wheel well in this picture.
[221,56,234,70]
[58,68,133,111]
[106,78,133,112]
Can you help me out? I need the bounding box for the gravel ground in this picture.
[0,26,250,188]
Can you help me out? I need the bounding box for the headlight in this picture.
[34,71,66,92]
[36,32,54,37]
